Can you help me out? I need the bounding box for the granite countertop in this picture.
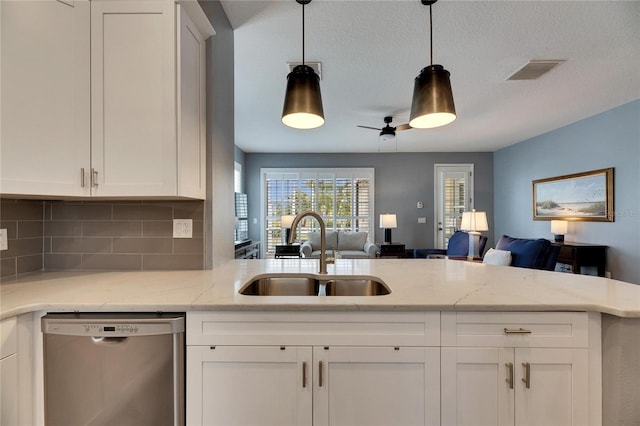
[1,258,639,320]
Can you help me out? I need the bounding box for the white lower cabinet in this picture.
[441,347,588,426]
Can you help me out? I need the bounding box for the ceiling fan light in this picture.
[409,64,456,129]
[282,65,325,130]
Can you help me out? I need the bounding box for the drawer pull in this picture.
[504,327,532,334]
[522,362,531,389]
[505,363,514,389]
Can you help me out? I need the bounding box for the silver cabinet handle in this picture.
[80,168,86,187]
[302,362,307,388]
[506,363,514,389]
[522,362,531,389]
[504,328,532,334]
[318,361,323,387]
[91,168,99,187]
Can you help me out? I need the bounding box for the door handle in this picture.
[318,361,323,387]
[302,362,307,388]
[91,168,99,187]
[505,363,514,389]
[522,362,531,389]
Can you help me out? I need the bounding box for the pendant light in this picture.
[282,0,325,129]
[409,0,456,129]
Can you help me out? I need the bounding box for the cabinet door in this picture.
[1,0,90,197]
[90,0,177,196]
[0,354,18,426]
[515,348,588,426]
[441,347,514,426]
[313,346,440,426]
[177,4,206,199]
[186,346,312,426]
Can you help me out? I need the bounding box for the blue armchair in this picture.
[494,235,560,270]
[412,231,488,259]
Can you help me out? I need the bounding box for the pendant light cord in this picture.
[302,2,306,65]
[429,4,433,65]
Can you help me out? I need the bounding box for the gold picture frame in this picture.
[532,168,614,222]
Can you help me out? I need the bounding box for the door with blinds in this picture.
[434,164,474,249]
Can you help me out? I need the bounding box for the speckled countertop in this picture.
[1,258,639,320]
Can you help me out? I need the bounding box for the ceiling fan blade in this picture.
[357,125,382,131]
[395,123,412,131]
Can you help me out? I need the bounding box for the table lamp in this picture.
[281,215,296,244]
[550,220,568,242]
[380,214,397,244]
[460,209,489,259]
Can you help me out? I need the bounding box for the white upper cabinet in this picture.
[0,0,91,197]
[0,0,213,199]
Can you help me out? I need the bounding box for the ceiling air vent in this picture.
[287,62,322,80]
[506,60,565,80]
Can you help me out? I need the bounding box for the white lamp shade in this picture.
[460,210,489,232]
[550,220,568,235]
[281,215,296,228]
[379,214,397,229]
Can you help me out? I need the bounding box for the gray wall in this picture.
[244,152,494,250]
[494,100,640,284]
[200,0,236,268]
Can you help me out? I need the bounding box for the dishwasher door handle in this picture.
[91,336,128,344]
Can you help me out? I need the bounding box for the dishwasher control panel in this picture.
[42,313,185,337]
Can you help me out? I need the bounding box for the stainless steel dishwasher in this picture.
[42,313,185,426]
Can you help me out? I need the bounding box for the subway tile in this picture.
[1,258,17,278]
[173,201,205,220]
[142,221,173,237]
[52,238,112,254]
[44,254,83,270]
[17,254,43,275]
[173,238,204,254]
[44,221,82,237]
[0,200,43,220]
[82,254,142,270]
[51,203,112,221]
[113,204,173,220]
[192,221,204,237]
[143,254,203,270]
[17,220,44,238]
[83,221,142,237]
[113,237,172,254]
[44,237,52,254]
[0,238,42,259]
[0,222,17,239]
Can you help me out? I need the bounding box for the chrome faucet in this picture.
[288,210,333,275]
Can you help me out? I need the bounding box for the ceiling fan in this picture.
[357,116,412,141]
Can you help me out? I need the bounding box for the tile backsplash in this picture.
[1,199,205,280]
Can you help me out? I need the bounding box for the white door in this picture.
[515,348,589,426]
[0,0,90,197]
[434,164,474,249]
[186,345,313,426]
[313,346,440,426]
[441,347,514,426]
[90,0,177,196]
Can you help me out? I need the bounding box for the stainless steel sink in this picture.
[239,274,391,296]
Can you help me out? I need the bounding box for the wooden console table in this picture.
[552,241,607,277]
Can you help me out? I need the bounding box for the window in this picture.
[261,168,374,254]
[234,162,242,193]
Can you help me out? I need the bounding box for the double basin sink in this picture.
[239,274,391,297]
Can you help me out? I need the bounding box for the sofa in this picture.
[300,231,378,259]
[489,234,560,270]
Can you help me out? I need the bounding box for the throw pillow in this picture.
[338,232,367,251]
[482,248,512,266]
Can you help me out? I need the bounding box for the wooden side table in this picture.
[552,241,607,277]
[376,243,406,258]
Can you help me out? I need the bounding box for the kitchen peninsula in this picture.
[2,258,639,425]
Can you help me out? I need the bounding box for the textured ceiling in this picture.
[221,0,640,153]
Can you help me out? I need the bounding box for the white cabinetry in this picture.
[441,312,599,426]
[0,0,212,199]
[186,312,441,426]
[1,317,18,426]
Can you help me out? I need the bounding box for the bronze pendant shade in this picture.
[282,64,325,129]
[281,0,325,130]
[409,0,456,129]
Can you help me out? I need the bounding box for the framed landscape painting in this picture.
[532,168,614,222]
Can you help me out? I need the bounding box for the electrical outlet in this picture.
[0,229,8,251]
[605,271,612,279]
[173,219,193,238]
[417,217,427,224]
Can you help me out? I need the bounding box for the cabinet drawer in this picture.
[0,317,17,359]
[187,311,440,347]
[441,312,588,348]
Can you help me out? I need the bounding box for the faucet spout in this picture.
[288,210,329,274]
